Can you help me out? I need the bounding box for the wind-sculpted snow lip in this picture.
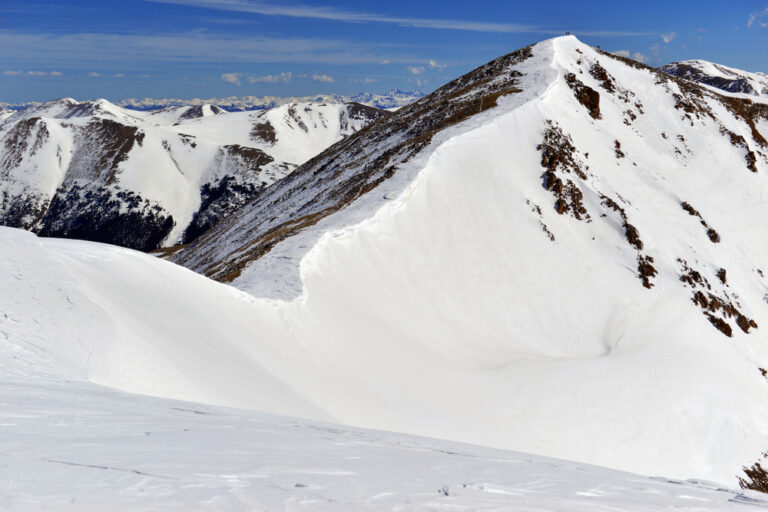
[173,37,768,304]
[171,44,534,285]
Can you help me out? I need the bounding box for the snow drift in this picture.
[2,355,764,510]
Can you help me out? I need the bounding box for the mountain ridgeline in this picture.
[160,36,768,484]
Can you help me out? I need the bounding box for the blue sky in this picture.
[1,0,767,103]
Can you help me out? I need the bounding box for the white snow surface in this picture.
[4,36,768,500]
[4,371,768,510]
[3,228,768,509]
[5,343,768,511]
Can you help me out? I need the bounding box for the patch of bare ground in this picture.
[614,140,625,159]
[719,125,760,173]
[250,121,277,144]
[740,453,768,494]
[564,73,601,119]
[537,121,591,221]
[178,133,197,148]
[589,62,615,93]
[677,258,757,337]
[151,244,189,259]
[526,199,555,241]
[600,194,657,288]
[1,117,50,171]
[77,119,146,184]
[680,201,720,243]
[637,255,658,289]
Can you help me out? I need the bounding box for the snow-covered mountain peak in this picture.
[660,59,768,100]
[156,35,768,482]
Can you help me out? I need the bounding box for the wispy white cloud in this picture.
[248,71,292,83]
[198,15,250,25]
[378,59,391,65]
[747,7,768,28]
[114,73,125,78]
[312,73,334,83]
[428,59,447,70]
[612,50,648,63]
[0,30,413,66]
[661,31,676,43]
[144,0,538,33]
[221,72,242,85]
[352,77,379,84]
[18,70,64,76]
[88,71,101,77]
[142,0,652,36]
[407,65,425,75]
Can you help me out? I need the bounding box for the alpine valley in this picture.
[3,35,768,510]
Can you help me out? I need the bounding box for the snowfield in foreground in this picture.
[2,337,767,511]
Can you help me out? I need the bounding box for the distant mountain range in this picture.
[0,89,425,113]
[0,97,387,251]
[660,60,768,99]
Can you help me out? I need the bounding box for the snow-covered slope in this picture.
[0,98,386,250]
[3,349,765,511]
[166,36,768,482]
[660,60,768,100]
[3,224,768,498]
[5,36,768,486]
[0,107,15,121]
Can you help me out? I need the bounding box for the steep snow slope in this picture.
[169,35,768,482]
[3,361,767,511]
[0,98,386,250]
[6,35,768,485]
[660,60,768,100]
